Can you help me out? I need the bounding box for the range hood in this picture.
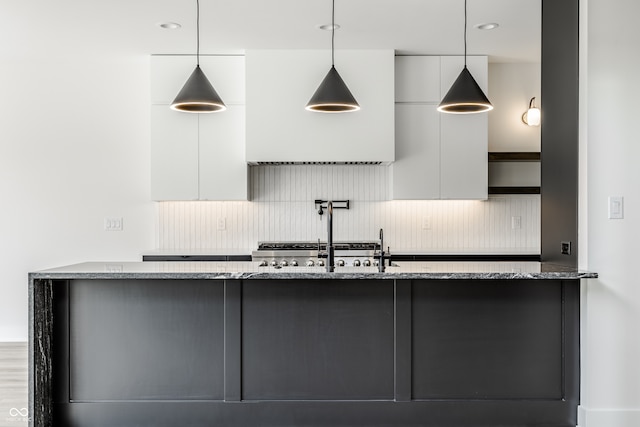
[245,50,395,165]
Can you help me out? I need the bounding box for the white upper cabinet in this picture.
[392,104,441,199]
[150,105,248,201]
[439,111,488,199]
[392,55,488,200]
[198,106,247,201]
[245,50,395,164]
[150,55,248,201]
[395,56,441,103]
[150,105,199,201]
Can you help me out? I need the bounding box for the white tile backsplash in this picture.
[156,165,540,253]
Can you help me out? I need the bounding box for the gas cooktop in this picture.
[252,241,382,268]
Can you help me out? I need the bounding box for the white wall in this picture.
[488,62,541,152]
[579,0,640,425]
[0,54,155,341]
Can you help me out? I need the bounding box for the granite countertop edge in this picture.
[29,262,598,281]
[29,272,597,280]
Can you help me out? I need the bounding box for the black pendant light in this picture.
[438,0,493,114]
[171,0,226,113]
[305,0,360,113]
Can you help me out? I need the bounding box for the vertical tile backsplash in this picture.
[156,165,540,253]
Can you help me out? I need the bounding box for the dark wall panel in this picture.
[541,0,580,266]
[241,279,395,400]
[68,279,225,401]
[412,280,563,399]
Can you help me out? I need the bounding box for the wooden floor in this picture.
[0,342,28,427]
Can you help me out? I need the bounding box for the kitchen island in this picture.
[30,262,596,427]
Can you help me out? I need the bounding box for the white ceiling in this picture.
[2,0,540,63]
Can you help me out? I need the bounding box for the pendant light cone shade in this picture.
[171,65,226,113]
[170,0,225,113]
[306,0,359,113]
[306,66,360,113]
[438,0,492,114]
[437,66,493,113]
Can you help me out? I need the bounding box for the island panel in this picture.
[66,279,225,401]
[412,279,564,399]
[241,279,395,400]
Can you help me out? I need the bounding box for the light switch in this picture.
[104,217,123,231]
[608,196,624,219]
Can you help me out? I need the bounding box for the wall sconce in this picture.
[522,97,541,126]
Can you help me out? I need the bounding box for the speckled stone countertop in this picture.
[29,261,598,280]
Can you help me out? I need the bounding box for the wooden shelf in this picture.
[488,152,540,162]
[488,152,541,194]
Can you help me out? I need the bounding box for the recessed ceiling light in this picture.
[474,23,499,30]
[158,22,182,30]
[317,24,340,31]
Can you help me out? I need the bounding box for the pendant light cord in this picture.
[196,0,200,66]
[464,0,467,68]
[331,0,335,67]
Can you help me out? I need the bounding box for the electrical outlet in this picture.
[105,264,124,273]
[104,217,123,231]
[511,216,522,229]
[217,218,227,231]
[561,241,571,255]
[422,215,432,230]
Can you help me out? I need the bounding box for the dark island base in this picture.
[32,278,579,427]
[54,400,576,427]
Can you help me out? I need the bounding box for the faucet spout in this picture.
[326,201,335,272]
[378,228,385,273]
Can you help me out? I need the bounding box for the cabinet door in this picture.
[199,106,248,201]
[150,105,199,201]
[395,56,441,103]
[440,113,488,199]
[392,104,441,199]
[439,56,488,200]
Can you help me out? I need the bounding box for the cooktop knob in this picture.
[317,259,325,267]
[306,259,315,267]
[290,260,298,266]
[259,260,268,267]
[270,260,278,267]
[363,259,372,267]
[373,260,380,267]
[280,260,289,267]
[353,259,361,267]
[337,259,346,267]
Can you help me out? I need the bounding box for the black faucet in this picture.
[315,199,349,272]
[326,201,335,272]
[378,228,385,273]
